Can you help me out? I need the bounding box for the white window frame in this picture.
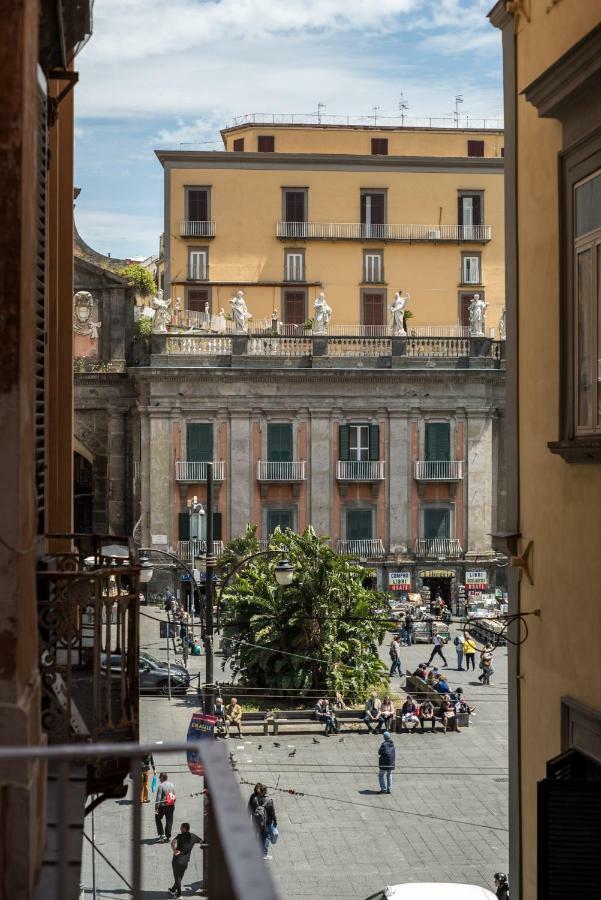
[462,254,480,284]
[349,424,369,461]
[188,249,207,281]
[285,251,304,282]
[364,252,383,283]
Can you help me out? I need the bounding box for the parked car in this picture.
[364,885,497,900]
[101,651,190,694]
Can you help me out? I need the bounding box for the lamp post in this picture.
[137,547,202,642]
[214,546,295,633]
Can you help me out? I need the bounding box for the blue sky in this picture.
[74,0,502,259]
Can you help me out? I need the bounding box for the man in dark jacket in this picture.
[248,783,278,859]
[377,731,395,794]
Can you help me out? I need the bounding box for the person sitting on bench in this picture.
[439,696,459,733]
[376,695,395,733]
[314,698,339,735]
[400,696,420,733]
[419,699,436,733]
[362,693,382,733]
[224,697,243,737]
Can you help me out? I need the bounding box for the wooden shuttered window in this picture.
[538,750,601,900]
[467,139,485,157]
[187,423,213,462]
[339,424,379,460]
[284,191,306,223]
[283,290,305,324]
[458,193,483,227]
[267,509,293,533]
[187,189,208,221]
[187,288,210,313]
[178,512,190,541]
[425,422,451,461]
[212,511,222,541]
[258,135,275,152]
[371,138,388,155]
[346,509,373,541]
[361,192,385,226]
[233,138,244,151]
[423,508,450,539]
[363,292,385,326]
[268,423,293,462]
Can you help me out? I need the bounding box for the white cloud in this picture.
[75,208,161,259]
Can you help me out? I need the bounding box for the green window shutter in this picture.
[178,512,190,541]
[268,423,293,462]
[423,508,450,539]
[267,509,294,533]
[212,512,222,541]
[425,422,450,461]
[339,424,350,461]
[187,423,213,463]
[346,509,372,541]
[369,424,380,460]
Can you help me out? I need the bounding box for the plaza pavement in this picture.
[81,607,509,899]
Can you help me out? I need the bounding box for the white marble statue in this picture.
[390,290,409,336]
[230,290,252,333]
[498,307,506,340]
[152,289,172,333]
[469,293,488,337]
[73,291,101,341]
[217,307,227,334]
[313,291,332,334]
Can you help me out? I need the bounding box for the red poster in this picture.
[186,711,218,776]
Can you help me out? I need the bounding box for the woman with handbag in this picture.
[140,753,156,803]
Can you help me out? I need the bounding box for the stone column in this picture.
[228,411,253,537]
[106,407,126,533]
[465,414,493,556]
[148,413,173,548]
[309,413,332,537]
[388,413,410,553]
[139,407,151,546]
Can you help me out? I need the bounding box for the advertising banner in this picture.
[465,569,489,591]
[186,711,218,776]
[388,571,411,590]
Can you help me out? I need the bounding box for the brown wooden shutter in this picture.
[283,291,306,325]
[371,138,388,155]
[467,140,484,157]
[233,137,244,151]
[460,292,476,326]
[285,192,306,223]
[187,289,209,312]
[36,80,48,534]
[472,194,482,226]
[257,135,275,152]
[363,292,385,326]
[187,189,208,221]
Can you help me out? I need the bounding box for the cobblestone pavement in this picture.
[81,608,508,899]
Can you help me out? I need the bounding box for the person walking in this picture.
[404,612,414,646]
[427,632,448,667]
[377,731,395,794]
[478,644,495,685]
[463,635,477,671]
[494,873,509,899]
[453,635,464,670]
[389,637,403,678]
[248,783,278,860]
[140,752,156,803]
[155,772,176,842]
[168,823,201,899]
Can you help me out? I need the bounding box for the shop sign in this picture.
[465,569,489,591]
[420,570,455,578]
[388,571,411,591]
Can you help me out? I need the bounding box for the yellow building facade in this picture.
[490,2,601,898]
[157,123,505,334]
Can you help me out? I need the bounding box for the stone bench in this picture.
[401,674,471,729]
[272,708,362,735]
[217,711,271,736]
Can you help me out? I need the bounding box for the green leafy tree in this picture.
[117,263,156,297]
[220,526,388,701]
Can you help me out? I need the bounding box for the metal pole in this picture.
[166,616,172,703]
[92,801,97,900]
[203,463,215,714]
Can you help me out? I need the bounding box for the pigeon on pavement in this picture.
[312,737,320,744]
[288,749,296,757]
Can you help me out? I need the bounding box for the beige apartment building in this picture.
[157,121,505,333]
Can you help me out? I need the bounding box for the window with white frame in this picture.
[364,251,383,283]
[285,251,304,281]
[188,248,207,280]
[349,424,370,461]
[461,253,481,284]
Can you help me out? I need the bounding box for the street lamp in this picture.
[139,557,154,584]
[274,555,294,586]
[188,496,206,542]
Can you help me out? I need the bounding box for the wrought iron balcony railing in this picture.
[336,460,386,481]
[414,460,464,481]
[179,220,216,238]
[175,460,226,482]
[257,460,306,481]
[337,539,386,558]
[277,221,492,242]
[414,538,463,559]
[177,539,225,562]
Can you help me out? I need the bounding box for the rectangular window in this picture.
[285,251,305,282]
[267,423,293,462]
[284,190,307,223]
[233,137,244,151]
[362,291,386,326]
[361,191,386,231]
[467,140,485,157]
[371,138,388,155]
[461,253,481,284]
[423,507,450,539]
[425,422,451,462]
[267,508,294,534]
[187,423,213,462]
[188,248,207,280]
[339,423,379,461]
[364,252,383,283]
[186,287,210,313]
[186,188,209,222]
[258,135,275,152]
[459,291,481,327]
[346,509,373,541]
[282,289,306,325]
[458,192,483,239]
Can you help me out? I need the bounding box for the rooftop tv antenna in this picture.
[317,102,326,124]
[372,105,380,126]
[398,94,409,126]
[454,94,464,127]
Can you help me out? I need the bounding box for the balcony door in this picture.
[187,188,209,222]
[423,507,450,539]
[283,290,306,325]
[458,192,482,239]
[425,422,450,461]
[267,423,293,462]
[284,190,306,223]
[188,423,213,462]
[340,424,379,462]
[361,192,385,230]
[267,508,294,534]
[362,291,386,327]
[346,509,373,541]
[460,290,482,327]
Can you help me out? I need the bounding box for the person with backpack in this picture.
[389,637,402,678]
[248,783,278,860]
[155,772,177,842]
[168,822,202,899]
[377,731,396,794]
[140,752,156,803]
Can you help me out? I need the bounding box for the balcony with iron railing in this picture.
[414,460,464,481]
[337,538,386,558]
[277,221,492,242]
[175,460,226,482]
[336,460,386,481]
[257,460,306,481]
[177,539,225,562]
[414,538,463,559]
[179,220,216,238]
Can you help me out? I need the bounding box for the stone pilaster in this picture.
[387,413,410,553]
[465,414,493,556]
[228,412,253,538]
[148,413,173,548]
[309,413,332,536]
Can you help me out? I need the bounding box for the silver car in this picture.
[101,651,190,695]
